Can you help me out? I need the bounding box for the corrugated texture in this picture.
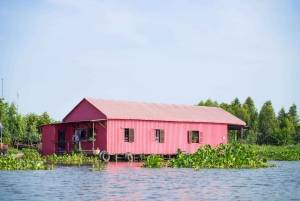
[42,121,107,156]
[63,99,107,122]
[85,98,245,126]
[106,119,228,154]
[41,125,55,156]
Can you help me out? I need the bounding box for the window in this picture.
[58,130,65,148]
[88,128,95,138]
[155,129,165,143]
[124,128,134,142]
[188,131,203,144]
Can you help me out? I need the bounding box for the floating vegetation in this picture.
[1,148,104,171]
[140,154,169,168]
[250,144,300,161]
[1,149,53,171]
[141,143,278,170]
[91,162,106,172]
[44,152,100,165]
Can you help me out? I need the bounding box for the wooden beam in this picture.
[241,127,244,144]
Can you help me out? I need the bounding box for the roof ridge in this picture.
[80,98,245,125]
[85,97,220,109]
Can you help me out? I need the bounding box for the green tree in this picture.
[287,104,300,143]
[258,101,278,144]
[27,123,40,145]
[219,102,229,111]
[227,98,249,121]
[23,113,40,144]
[242,97,258,144]
[266,107,294,145]
[271,118,294,145]
[38,112,55,126]
[277,107,287,129]
[226,98,250,143]
[198,99,219,107]
[0,98,9,139]
[242,97,258,129]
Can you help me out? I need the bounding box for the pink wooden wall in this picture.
[106,119,227,154]
[42,121,107,156]
[64,99,107,122]
[43,119,227,156]
[42,125,55,156]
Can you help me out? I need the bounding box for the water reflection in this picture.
[106,161,142,168]
[0,161,299,200]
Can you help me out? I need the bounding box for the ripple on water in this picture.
[0,161,299,200]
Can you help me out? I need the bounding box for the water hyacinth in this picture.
[0,153,53,171]
[140,154,168,168]
[44,152,100,165]
[2,148,103,171]
[141,143,278,170]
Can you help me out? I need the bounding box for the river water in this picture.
[0,161,299,201]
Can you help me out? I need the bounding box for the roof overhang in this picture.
[228,124,251,131]
[41,119,107,127]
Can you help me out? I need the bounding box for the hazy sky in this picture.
[0,0,299,121]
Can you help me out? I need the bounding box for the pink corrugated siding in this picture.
[93,121,107,152]
[106,119,227,154]
[42,125,55,156]
[42,122,106,156]
[42,98,246,156]
[85,98,245,125]
[64,99,107,122]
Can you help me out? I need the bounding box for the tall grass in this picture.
[249,144,300,161]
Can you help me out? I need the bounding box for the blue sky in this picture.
[0,0,299,121]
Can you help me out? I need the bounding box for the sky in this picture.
[0,0,299,121]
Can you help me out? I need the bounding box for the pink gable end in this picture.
[63,99,106,122]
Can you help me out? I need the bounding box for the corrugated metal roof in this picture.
[84,98,246,126]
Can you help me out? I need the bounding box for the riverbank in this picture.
[1,143,299,171]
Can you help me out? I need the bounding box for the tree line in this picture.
[198,97,300,145]
[0,98,57,146]
[1,97,299,147]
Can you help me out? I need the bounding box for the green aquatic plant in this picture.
[91,162,106,172]
[1,148,103,171]
[0,155,53,171]
[44,152,100,165]
[141,143,277,170]
[8,148,22,154]
[140,154,168,168]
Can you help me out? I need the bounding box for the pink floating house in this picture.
[42,98,247,160]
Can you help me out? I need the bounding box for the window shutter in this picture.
[188,131,192,143]
[200,132,203,144]
[151,129,156,142]
[129,128,134,142]
[120,128,124,142]
[160,130,165,143]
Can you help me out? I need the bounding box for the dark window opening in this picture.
[124,128,129,142]
[81,130,85,139]
[58,130,65,148]
[188,131,202,144]
[88,128,95,138]
[124,128,134,142]
[155,129,165,143]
